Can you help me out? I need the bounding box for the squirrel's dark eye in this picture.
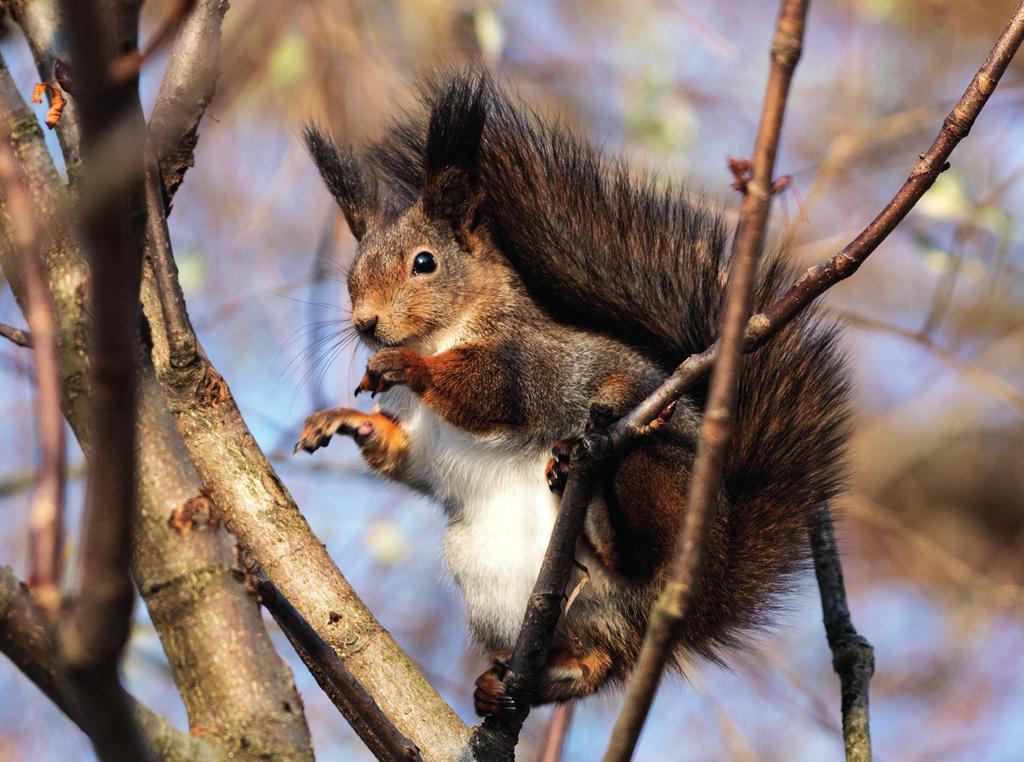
[412,251,437,276]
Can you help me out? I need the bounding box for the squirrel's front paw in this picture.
[354,348,427,398]
[294,407,375,454]
[473,651,515,717]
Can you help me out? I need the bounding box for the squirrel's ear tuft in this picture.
[421,72,488,228]
[304,124,380,240]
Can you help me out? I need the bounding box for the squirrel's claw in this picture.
[294,408,376,454]
[355,349,420,397]
[473,652,514,717]
[545,439,575,494]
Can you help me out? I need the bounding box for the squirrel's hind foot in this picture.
[473,651,515,717]
[545,439,575,494]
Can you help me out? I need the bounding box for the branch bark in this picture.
[810,504,873,761]
[143,168,471,762]
[248,564,423,762]
[148,0,229,208]
[0,566,221,762]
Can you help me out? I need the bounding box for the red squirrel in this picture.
[295,72,850,716]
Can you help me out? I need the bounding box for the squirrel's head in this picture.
[304,75,493,352]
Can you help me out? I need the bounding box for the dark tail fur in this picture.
[365,71,852,648]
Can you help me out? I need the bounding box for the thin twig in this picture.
[245,561,423,762]
[467,454,600,760]
[810,505,874,762]
[112,0,199,83]
[604,3,810,758]
[0,133,66,619]
[55,2,151,760]
[0,321,31,347]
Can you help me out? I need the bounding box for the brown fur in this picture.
[300,71,852,714]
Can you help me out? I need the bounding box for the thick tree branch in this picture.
[144,174,470,762]
[0,43,314,762]
[148,0,229,208]
[604,3,809,758]
[0,566,222,762]
[141,66,469,752]
[810,505,873,762]
[0,132,65,618]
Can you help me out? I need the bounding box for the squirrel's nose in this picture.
[353,314,379,337]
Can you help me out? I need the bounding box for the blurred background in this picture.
[2,0,1023,759]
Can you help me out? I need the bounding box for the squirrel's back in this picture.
[367,71,852,655]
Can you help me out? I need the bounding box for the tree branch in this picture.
[810,505,873,762]
[140,73,469,754]
[604,3,809,758]
[467,452,599,760]
[143,180,470,762]
[0,321,32,347]
[54,2,151,759]
[5,0,83,180]
[148,0,229,208]
[0,566,222,762]
[0,130,66,618]
[112,0,198,83]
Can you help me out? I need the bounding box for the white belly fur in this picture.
[379,388,558,649]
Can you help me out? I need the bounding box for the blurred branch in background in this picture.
[0,320,31,347]
[837,309,1024,418]
[0,131,65,619]
[53,1,151,759]
[536,703,574,762]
